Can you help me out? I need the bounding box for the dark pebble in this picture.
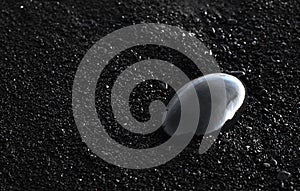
[277,171,292,181]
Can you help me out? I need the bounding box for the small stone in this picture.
[271,158,278,166]
[258,88,268,95]
[277,170,291,181]
[263,163,270,167]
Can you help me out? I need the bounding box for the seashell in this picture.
[163,73,246,136]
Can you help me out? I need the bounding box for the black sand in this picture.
[1,0,299,190]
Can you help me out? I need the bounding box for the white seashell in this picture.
[163,73,246,136]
